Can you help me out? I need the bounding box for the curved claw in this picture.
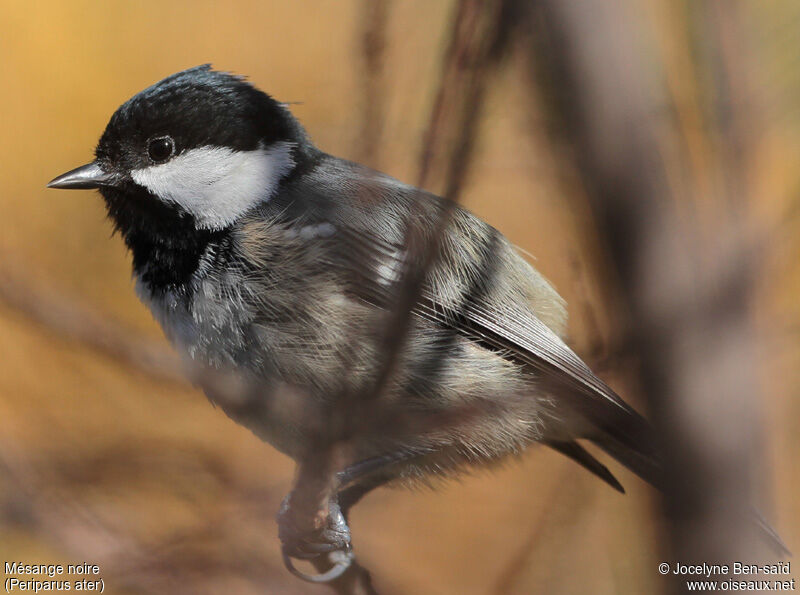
[282,546,354,583]
[277,497,354,582]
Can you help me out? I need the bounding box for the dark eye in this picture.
[147,136,175,163]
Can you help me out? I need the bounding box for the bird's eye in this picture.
[147,136,175,163]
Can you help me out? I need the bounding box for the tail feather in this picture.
[571,397,789,556]
[547,439,625,494]
[587,425,664,491]
[554,387,664,489]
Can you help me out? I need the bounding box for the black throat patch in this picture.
[100,181,228,294]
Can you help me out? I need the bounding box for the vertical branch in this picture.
[285,1,518,592]
[527,0,770,585]
[358,0,519,405]
[694,0,758,209]
[355,0,390,166]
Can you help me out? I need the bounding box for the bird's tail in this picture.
[558,397,790,556]
[585,404,664,491]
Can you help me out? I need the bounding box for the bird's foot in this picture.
[277,495,353,583]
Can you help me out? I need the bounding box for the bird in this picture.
[46,65,782,579]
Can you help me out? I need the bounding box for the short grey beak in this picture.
[47,162,115,189]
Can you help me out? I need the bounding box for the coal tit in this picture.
[49,65,665,569]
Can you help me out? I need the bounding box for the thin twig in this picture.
[355,0,390,166]
[284,1,519,591]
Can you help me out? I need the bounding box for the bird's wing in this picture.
[329,203,661,486]
[334,212,631,412]
[259,156,660,483]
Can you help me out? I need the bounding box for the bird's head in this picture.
[48,65,309,232]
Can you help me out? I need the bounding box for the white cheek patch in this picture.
[131,141,295,230]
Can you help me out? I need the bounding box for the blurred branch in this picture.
[355,0,518,408]
[527,0,771,585]
[0,263,184,384]
[284,0,520,591]
[0,435,302,594]
[355,0,390,166]
[491,465,575,595]
[690,0,758,208]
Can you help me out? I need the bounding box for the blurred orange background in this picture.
[0,1,797,593]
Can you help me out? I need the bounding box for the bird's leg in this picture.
[278,449,428,583]
[276,476,395,561]
[278,451,418,562]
